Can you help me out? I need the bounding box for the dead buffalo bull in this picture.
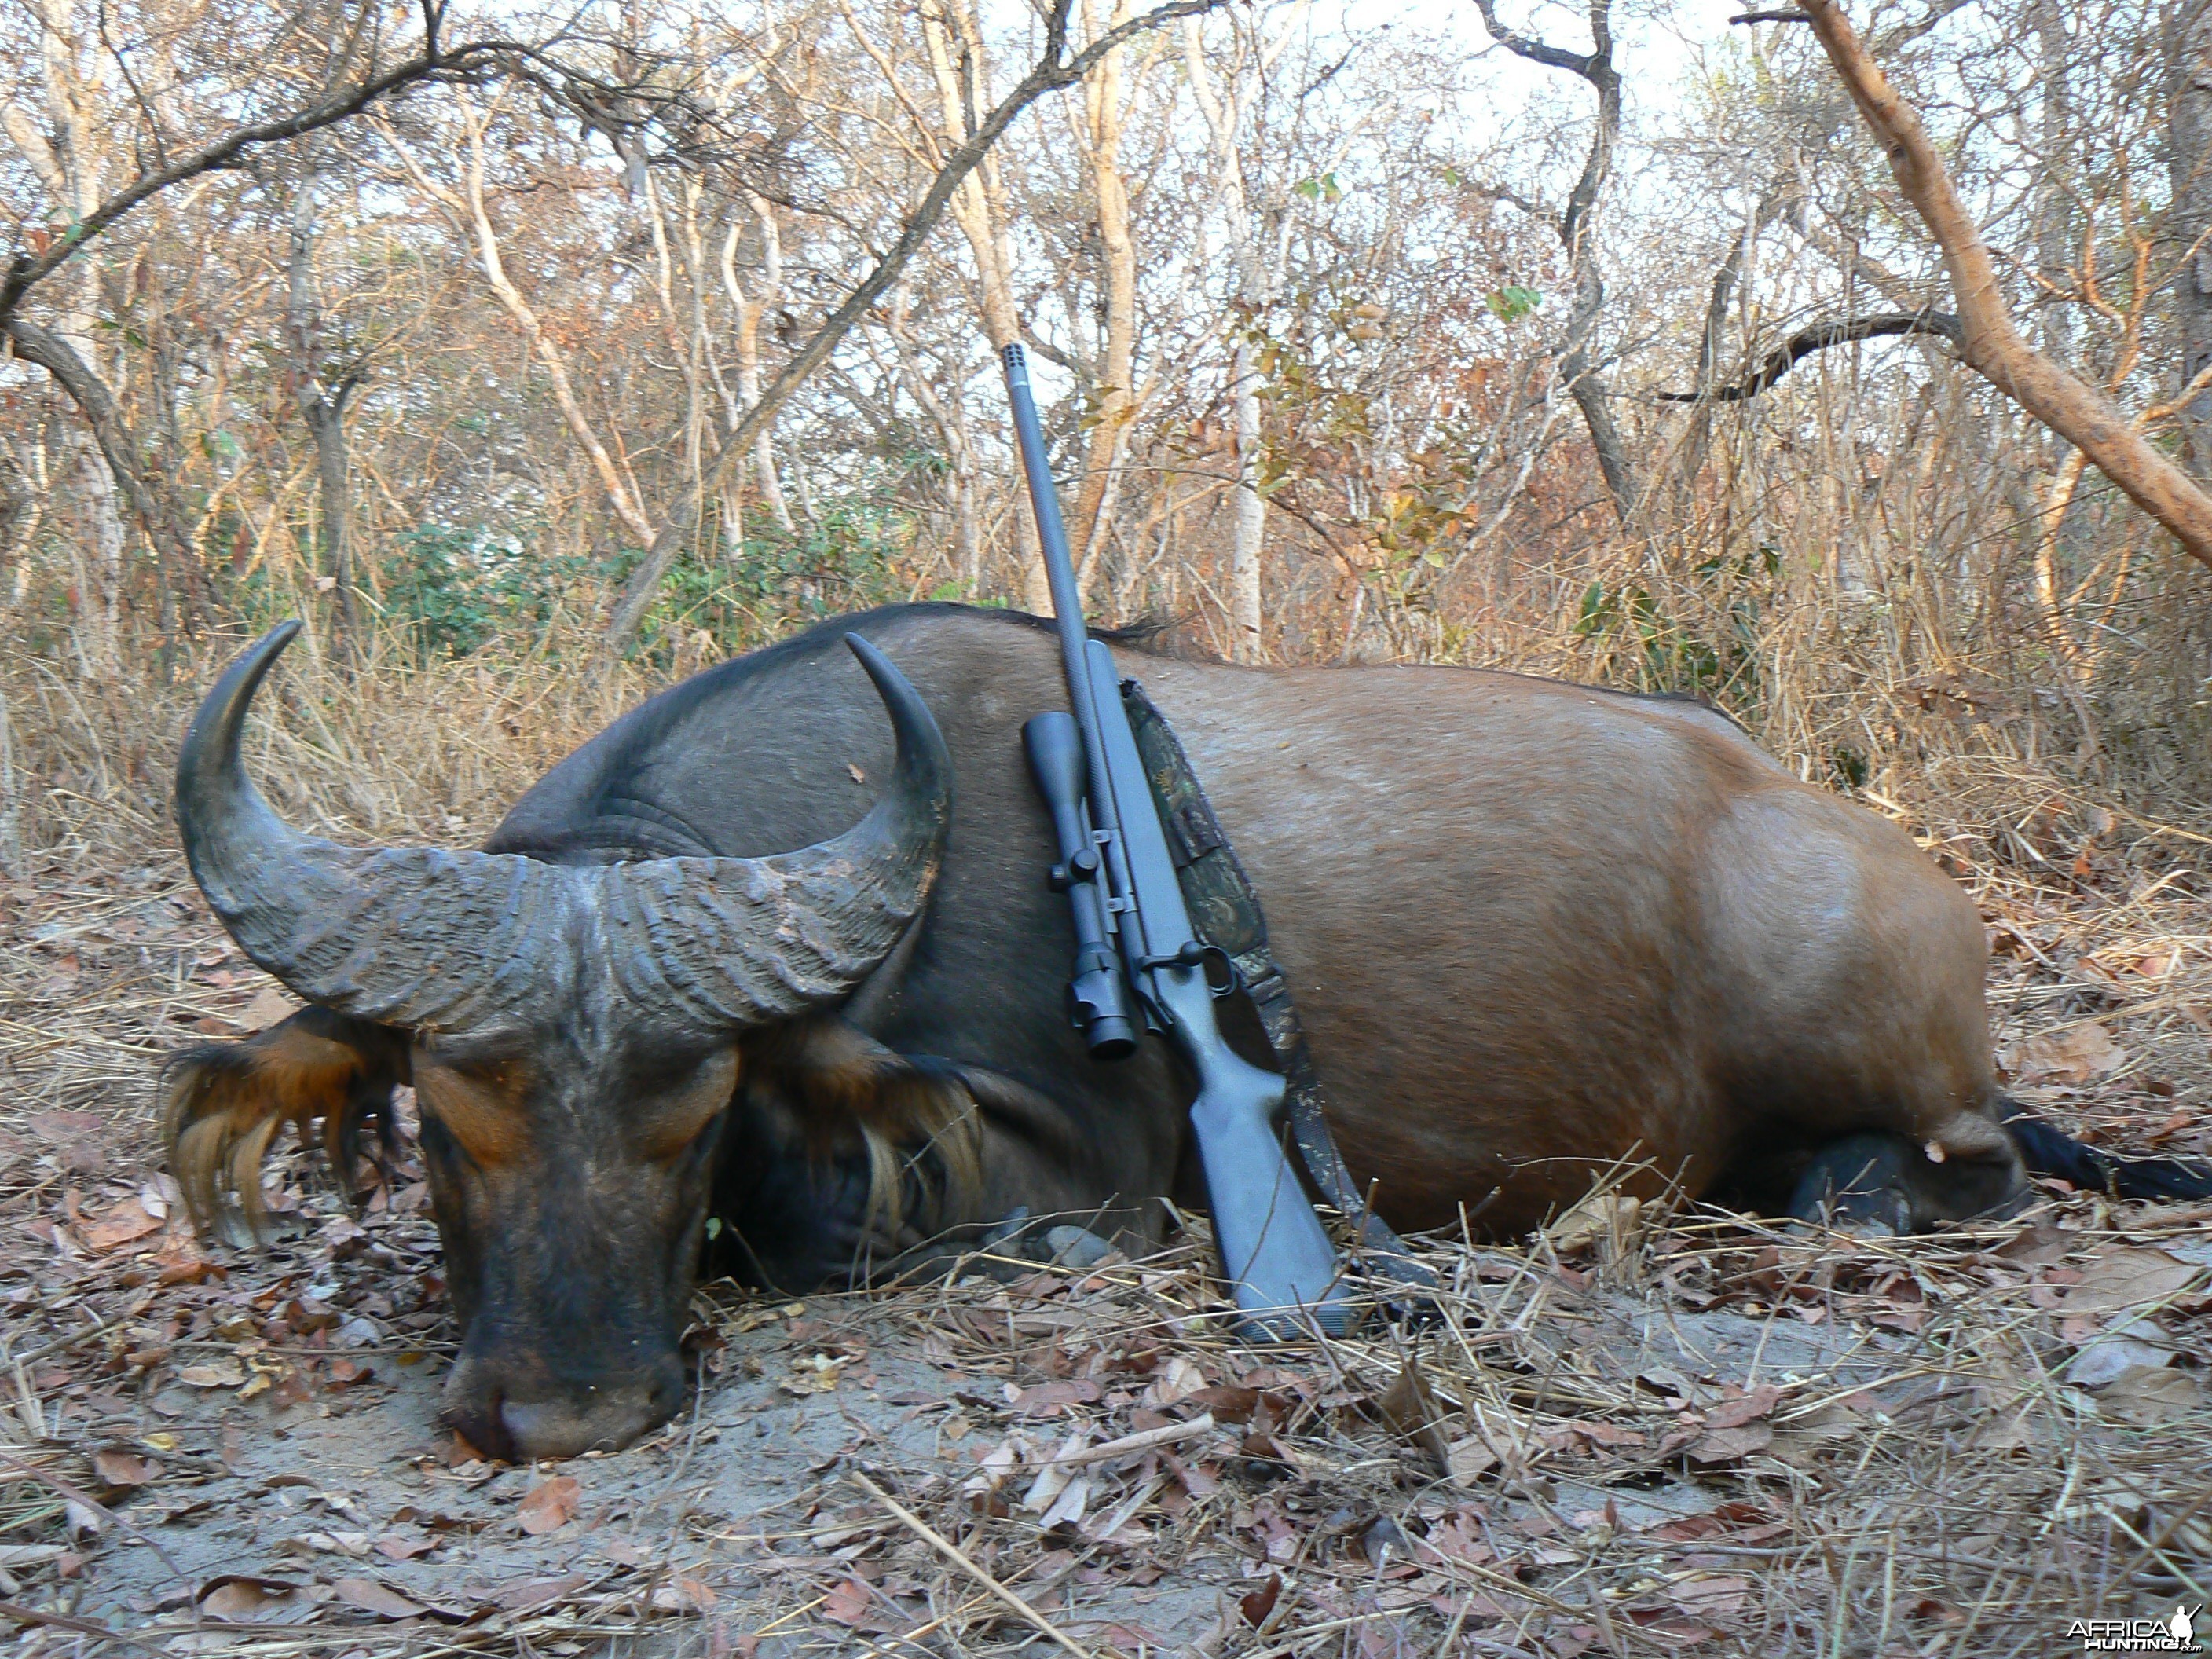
[163,603,2210,1460]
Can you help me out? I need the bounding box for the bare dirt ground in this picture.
[3,817,2211,1659]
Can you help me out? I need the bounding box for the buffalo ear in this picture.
[737,1018,982,1229]
[163,1008,411,1247]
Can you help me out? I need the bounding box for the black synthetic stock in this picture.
[2001,1097,2212,1202]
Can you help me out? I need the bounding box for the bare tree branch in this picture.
[1472,0,1639,526]
[3,317,204,611]
[1658,309,1961,402]
[1800,0,2212,570]
[0,30,526,328]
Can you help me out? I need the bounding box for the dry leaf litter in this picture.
[2,798,2209,1659]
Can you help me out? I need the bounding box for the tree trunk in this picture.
[287,169,359,651]
[1182,13,1271,661]
[721,194,796,537]
[601,0,1218,651]
[1228,332,1267,657]
[2034,0,2074,364]
[4,317,201,651]
[390,101,661,551]
[0,439,32,575]
[919,0,1047,610]
[1069,0,1141,605]
[13,0,126,676]
[1803,0,2212,570]
[1474,0,1640,529]
[2169,0,2212,465]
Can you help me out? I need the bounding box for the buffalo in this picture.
[163,602,2210,1461]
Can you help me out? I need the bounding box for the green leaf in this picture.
[1485,284,1543,322]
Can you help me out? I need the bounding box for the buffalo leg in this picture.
[162,1009,410,1247]
[1787,1130,2023,1232]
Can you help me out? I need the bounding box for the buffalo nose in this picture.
[441,1350,686,1463]
[441,1393,520,1465]
[498,1386,670,1461]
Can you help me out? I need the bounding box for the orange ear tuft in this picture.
[162,1008,409,1248]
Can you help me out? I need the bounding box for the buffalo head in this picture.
[173,624,951,1460]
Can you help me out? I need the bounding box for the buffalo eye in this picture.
[634,1049,740,1164]
[412,1057,532,1168]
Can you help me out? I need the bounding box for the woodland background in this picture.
[2,0,2212,859]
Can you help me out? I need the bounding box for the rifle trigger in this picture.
[1138,940,1241,997]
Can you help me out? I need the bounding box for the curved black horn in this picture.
[595,634,955,1028]
[175,625,954,1035]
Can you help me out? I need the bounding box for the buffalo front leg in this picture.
[161,1008,411,1247]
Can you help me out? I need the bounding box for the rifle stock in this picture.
[1002,342,1351,1338]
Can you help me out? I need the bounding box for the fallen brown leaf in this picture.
[197,1577,297,1622]
[2096,1364,2207,1425]
[1911,1596,1969,1626]
[1240,1573,1282,1627]
[1446,1401,1542,1485]
[493,1573,590,1611]
[1704,1385,1782,1431]
[1151,1355,1208,1404]
[1685,1423,1774,1465]
[652,1574,720,1613]
[333,1577,429,1621]
[516,1475,580,1535]
[2059,1247,2202,1317]
[1668,1574,1751,1618]
[822,1577,875,1626]
[90,1449,158,1488]
[1375,1361,1452,1470]
[240,986,298,1029]
[2011,1022,2124,1085]
[1542,1192,1643,1256]
[1009,1379,1104,1415]
[77,1196,162,1254]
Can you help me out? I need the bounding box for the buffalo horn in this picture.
[174,624,953,1036]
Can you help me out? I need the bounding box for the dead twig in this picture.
[851,1469,1097,1659]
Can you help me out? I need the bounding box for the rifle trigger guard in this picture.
[1140,939,1240,998]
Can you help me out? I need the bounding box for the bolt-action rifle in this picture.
[1002,342,1351,1339]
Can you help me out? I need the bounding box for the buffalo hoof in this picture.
[1043,1225,1115,1269]
[972,1210,1116,1276]
[1787,1133,1917,1235]
[1789,1129,2029,1233]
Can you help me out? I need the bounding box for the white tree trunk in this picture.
[14,0,123,677]
[1228,332,1266,660]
